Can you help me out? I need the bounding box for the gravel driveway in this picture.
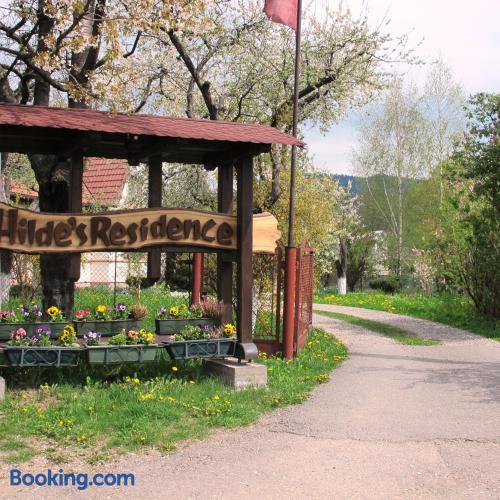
[3,308,500,499]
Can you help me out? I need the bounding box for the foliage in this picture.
[369,276,401,295]
[108,329,154,346]
[314,309,440,345]
[174,324,210,341]
[434,93,499,318]
[0,329,347,464]
[315,292,499,340]
[355,65,465,277]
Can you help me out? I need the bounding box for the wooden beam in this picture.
[147,154,162,282]
[236,156,253,343]
[67,153,83,281]
[217,163,234,325]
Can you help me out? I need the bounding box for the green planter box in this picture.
[0,322,68,341]
[163,339,236,360]
[155,318,218,335]
[74,319,143,338]
[86,345,159,364]
[5,346,81,367]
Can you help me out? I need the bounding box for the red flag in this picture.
[264,0,298,31]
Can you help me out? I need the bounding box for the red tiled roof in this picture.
[83,158,127,206]
[9,180,38,199]
[8,158,128,207]
[0,104,304,147]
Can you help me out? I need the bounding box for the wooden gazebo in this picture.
[0,104,303,359]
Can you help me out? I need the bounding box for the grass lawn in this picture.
[314,310,440,346]
[315,292,499,341]
[0,328,347,465]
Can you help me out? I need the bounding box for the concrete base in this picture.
[0,376,5,400]
[205,358,267,389]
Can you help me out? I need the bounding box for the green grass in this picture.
[314,309,441,345]
[0,328,347,465]
[315,292,500,341]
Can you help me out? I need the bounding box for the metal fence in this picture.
[294,242,314,354]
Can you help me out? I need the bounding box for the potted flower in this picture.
[0,304,68,340]
[86,328,158,364]
[155,301,221,336]
[163,322,237,360]
[74,303,147,337]
[4,324,81,367]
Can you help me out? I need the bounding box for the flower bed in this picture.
[155,302,221,336]
[74,303,146,337]
[163,321,237,360]
[0,304,67,340]
[4,324,81,367]
[84,328,158,365]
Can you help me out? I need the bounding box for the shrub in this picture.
[369,276,401,295]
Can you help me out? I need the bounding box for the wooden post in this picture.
[68,153,83,281]
[217,163,233,325]
[147,155,162,282]
[236,157,253,344]
[191,252,203,305]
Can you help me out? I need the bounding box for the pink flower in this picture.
[16,328,27,337]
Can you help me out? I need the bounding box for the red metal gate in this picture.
[293,242,314,354]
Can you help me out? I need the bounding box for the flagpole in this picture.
[283,0,302,360]
[287,0,302,247]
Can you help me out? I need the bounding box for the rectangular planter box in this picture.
[0,322,68,341]
[5,346,81,367]
[155,318,218,335]
[74,319,143,338]
[86,345,159,364]
[163,339,236,360]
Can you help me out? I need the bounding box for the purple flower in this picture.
[31,335,40,344]
[116,303,127,312]
[159,307,167,314]
[201,324,210,331]
[36,325,51,336]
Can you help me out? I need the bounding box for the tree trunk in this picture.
[30,156,75,318]
[0,153,11,305]
[397,175,403,277]
[335,236,348,295]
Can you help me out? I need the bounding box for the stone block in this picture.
[205,358,267,389]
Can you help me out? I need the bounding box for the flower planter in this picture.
[163,339,236,360]
[155,318,218,335]
[0,322,68,341]
[86,345,159,364]
[5,346,81,367]
[74,319,143,337]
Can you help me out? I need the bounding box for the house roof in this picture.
[9,158,128,207]
[83,158,127,205]
[0,104,304,164]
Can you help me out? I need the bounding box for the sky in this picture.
[304,0,500,175]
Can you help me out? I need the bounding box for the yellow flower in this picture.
[223,323,236,336]
[47,306,60,317]
[213,395,220,400]
[96,304,107,314]
[133,378,140,384]
[169,306,179,317]
[171,366,178,372]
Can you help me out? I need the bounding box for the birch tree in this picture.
[354,79,429,276]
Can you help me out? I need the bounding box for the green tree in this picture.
[437,93,499,318]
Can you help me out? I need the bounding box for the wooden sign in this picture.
[0,203,281,254]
